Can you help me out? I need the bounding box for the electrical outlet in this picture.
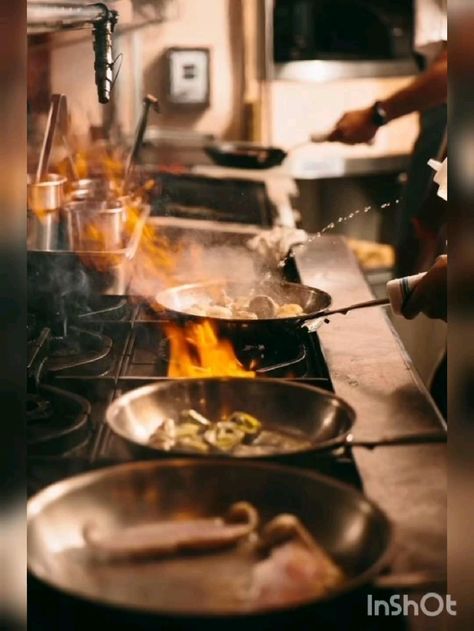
[167,48,210,109]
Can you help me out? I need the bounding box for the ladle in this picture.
[123,94,160,193]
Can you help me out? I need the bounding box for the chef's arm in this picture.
[328,46,448,145]
[402,255,447,321]
[379,47,448,123]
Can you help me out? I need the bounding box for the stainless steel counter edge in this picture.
[294,235,447,578]
[193,154,411,181]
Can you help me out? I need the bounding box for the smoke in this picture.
[27,252,93,325]
[174,244,263,284]
[127,222,277,302]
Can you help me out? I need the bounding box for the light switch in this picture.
[167,48,210,109]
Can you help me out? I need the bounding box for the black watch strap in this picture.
[372,101,389,127]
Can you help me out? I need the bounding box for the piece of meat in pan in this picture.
[82,502,259,561]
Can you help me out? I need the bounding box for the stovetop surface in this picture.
[26,298,413,631]
[27,294,365,494]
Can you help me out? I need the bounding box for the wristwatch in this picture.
[371,101,389,127]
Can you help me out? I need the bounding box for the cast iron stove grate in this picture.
[27,385,92,457]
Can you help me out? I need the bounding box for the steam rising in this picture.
[128,224,275,300]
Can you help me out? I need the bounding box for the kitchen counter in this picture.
[193,153,411,181]
[294,236,447,580]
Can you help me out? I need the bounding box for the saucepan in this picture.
[105,379,447,461]
[27,458,393,624]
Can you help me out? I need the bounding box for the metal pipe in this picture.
[28,3,119,105]
[27,2,108,27]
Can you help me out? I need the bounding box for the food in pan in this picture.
[83,502,259,561]
[187,289,306,321]
[248,514,345,605]
[148,408,313,456]
[82,504,345,603]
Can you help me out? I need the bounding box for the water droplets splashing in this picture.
[313,200,399,238]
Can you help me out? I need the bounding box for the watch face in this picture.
[373,103,387,127]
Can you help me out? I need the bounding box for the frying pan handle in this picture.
[373,572,447,592]
[323,298,391,318]
[304,298,391,332]
[347,430,447,449]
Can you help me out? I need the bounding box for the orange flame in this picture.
[165,320,255,378]
[54,144,251,379]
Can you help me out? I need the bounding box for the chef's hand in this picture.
[402,255,447,321]
[328,108,379,145]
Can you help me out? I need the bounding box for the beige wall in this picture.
[267,77,420,158]
[50,0,242,141]
[49,1,419,158]
[50,30,100,139]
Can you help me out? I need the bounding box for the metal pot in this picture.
[27,208,61,251]
[28,173,66,212]
[27,174,67,250]
[64,199,126,251]
[69,178,115,201]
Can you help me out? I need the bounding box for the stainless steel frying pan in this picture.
[27,459,392,619]
[154,280,332,331]
[105,379,446,460]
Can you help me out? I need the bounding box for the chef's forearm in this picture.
[380,48,448,122]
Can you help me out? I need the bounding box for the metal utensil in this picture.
[321,298,391,318]
[36,94,79,182]
[27,173,67,250]
[27,204,150,297]
[28,173,66,213]
[204,134,331,170]
[123,94,160,193]
[69,178,114,202]
[204,142,288,170]
[154,279,332,335]
[63,199,126,251]
[27,459,392,618]
[36,94,63,182]
[105,379,446,460]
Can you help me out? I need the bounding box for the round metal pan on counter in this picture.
[154,280,332,333]
[105,379,447,460]
[27,459,392,619]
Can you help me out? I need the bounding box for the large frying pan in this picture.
[27,459,392,620]
[205,142,288,170]
[105,379,447,460]
[204,136,329,171]
[154,280,332,336]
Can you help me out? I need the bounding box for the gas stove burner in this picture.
[46,326,113,376]
[27,395,54,423]
[238,342,308,377]
[156,333,309,378]
[77,296,130,322]
[27,385,91,456]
